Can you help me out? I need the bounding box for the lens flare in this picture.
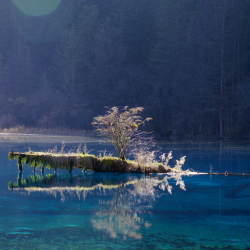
[12,0,61,17]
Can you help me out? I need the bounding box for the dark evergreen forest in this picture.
[1,0,250,138]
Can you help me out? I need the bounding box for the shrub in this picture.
[92,106,152,160]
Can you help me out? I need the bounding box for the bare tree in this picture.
[92,106,152,160]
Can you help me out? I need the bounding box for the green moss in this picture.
[8,174,58,189]
[8,151,176,174]
[8,181,13,189]
[8,153,19,161]
[8,181,19,189]
[102,158,114,166]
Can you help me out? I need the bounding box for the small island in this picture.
[8,150,186,174]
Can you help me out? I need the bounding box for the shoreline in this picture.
[1,130,250,143]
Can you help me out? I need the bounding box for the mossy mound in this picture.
[9,151,174,174]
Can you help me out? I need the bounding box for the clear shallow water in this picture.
[0,135,250,249]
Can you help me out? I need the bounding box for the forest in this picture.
[0,0,250,139]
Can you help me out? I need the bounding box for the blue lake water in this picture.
[0,135,250,249]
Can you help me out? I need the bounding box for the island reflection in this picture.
[8,172,186,240]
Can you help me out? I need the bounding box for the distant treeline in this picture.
[0,0,250,138]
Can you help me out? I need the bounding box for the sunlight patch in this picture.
[12,0,61,16]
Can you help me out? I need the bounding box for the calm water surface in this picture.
[0,135,250,249]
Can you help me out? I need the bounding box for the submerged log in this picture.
[224,182,250,198]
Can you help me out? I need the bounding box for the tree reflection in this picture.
[91,174,186,240]
[8,172,186,238]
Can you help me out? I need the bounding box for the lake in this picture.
[0,134,250,249]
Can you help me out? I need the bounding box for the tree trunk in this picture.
[220,0,226,138]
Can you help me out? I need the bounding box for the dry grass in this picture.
[9,151,97,172]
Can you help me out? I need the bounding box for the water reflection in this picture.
[91,174,186,239]
[8,173,186,238]
[8,173,186,199]
[92,185,143,240]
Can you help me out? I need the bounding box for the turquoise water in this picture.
[0,135,250,249]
